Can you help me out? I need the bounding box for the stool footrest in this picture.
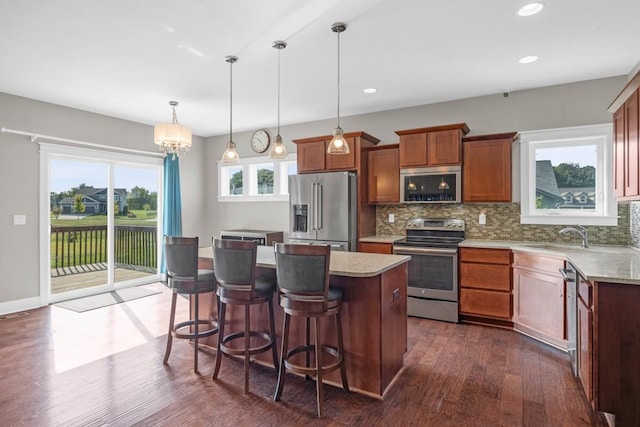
[220,330,275,357]
[283,344,343,376]
[172,319,218,340]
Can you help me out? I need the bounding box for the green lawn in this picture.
[51,212,157,227]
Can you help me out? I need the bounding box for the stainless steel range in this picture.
[393,218,465,323]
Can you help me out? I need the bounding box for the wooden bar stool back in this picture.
[163,236,218,374]
[212,238,279,393]
[273,243,349,418]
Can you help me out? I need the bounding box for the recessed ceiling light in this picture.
[518,2,545,17]
[363,88,377,94]
[519,55,539,64]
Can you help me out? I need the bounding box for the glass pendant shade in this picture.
[327,126,350,154]
[221,55,240,163]
[154,101,192,159]
[439,177,450,190]
[327,22,349,155]
[222,140,240,163]
[269,134,288,159]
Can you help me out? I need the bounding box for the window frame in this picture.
[217,154,297,202]
[519,123,617,226]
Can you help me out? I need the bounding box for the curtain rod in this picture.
[0,127,163,158]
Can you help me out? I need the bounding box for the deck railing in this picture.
[51,225,157,276]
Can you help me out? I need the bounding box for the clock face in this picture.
[251,130,270,153]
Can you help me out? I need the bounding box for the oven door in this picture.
[392,246,458,302]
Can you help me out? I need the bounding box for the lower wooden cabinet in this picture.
[459,248,512,321]
[359,241,393,254]
[512,252,566,348]
[577,279,593,403]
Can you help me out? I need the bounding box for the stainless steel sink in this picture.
[517,244,592,253]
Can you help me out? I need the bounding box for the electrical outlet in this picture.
[479,212,486,225]
[388,214,395,223]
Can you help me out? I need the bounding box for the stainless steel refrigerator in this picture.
[288,172,357,251]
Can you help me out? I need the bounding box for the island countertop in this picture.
[199,246,410,278]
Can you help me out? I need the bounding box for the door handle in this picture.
[316,183,323,230]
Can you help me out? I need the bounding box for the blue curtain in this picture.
[161,156,182,272]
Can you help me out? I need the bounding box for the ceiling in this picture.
[1,0,639,137]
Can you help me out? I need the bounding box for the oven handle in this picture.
[393,246,458,255]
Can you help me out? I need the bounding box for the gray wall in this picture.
[0,74,629,311]
[0,92,207,308]
[204,75,627,241]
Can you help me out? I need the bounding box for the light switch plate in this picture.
[389,213,395,223]
[13,214,26,225]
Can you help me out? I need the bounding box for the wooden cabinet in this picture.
[367,145,399,203]
[462,132,517,202]
[359,241,393,254]
[609,71,640,200]
[576,274,593,403]
[395,123,469,168]
[459,247,512,322]
[293,132,380,247]
[512,252,566,348]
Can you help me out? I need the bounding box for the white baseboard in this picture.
[0,297,43,316]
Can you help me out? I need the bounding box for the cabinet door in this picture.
[577,297,593,402]
[399,133,427,167]
[297,140,326,173]
[359,241,393,254]
[624,90,639,197]
[368,148,399,203]
[513,268,565,340]
[613,106,625,198]
[463,138,511,202]
[326,137,356,171]
[427,129,461,165]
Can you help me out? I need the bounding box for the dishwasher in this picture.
[560,263,578,377]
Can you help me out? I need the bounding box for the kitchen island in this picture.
[197,246,410,398]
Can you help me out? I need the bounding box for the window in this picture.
[520,124,617,225]
[218,154,297,202]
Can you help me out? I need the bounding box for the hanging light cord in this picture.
[336,28,341,129]
[229,59,233,142]
[172,105,178,124]
[277,46,281,136]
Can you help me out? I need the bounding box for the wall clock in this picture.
[251,129,270,153]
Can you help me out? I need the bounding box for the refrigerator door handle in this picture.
[312,182,318,230]
[316,183,323,230]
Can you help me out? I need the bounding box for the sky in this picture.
[50,159,159,194]
[536,145,596,167]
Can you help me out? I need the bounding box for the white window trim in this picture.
[520,123,617,226]
[217,154,296,202]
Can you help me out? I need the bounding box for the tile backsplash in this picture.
[376,202,633,246]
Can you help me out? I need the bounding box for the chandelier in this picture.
[154,101,192,159]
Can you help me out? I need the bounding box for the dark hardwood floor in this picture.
[0,283,605,426]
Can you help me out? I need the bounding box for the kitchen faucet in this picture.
[559,225,589,248]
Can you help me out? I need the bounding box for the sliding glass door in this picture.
[41,144,163,303]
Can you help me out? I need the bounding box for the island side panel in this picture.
[380,263,408,392]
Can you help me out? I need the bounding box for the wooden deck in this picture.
[51,266,156,294]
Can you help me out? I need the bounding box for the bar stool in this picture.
[212,238,279,394]
[163,236,218,374]
[273,243,349,418]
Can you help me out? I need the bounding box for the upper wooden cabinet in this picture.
[293,132,379,174]
[462,132,518,203]
[367,145,400,204]
[609,71,640,201]
[395,123,469,168]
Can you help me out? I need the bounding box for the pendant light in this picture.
[326,22,350,155]
[221,55,240,163]
[154,101,192,160]
[269,40,288,159]
[439,177,450,190]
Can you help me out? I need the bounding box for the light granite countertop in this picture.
[460,239,640,285]
[359,235,405,244]
[199,246,410,278]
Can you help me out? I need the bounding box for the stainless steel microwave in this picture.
[400,166,461,203]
